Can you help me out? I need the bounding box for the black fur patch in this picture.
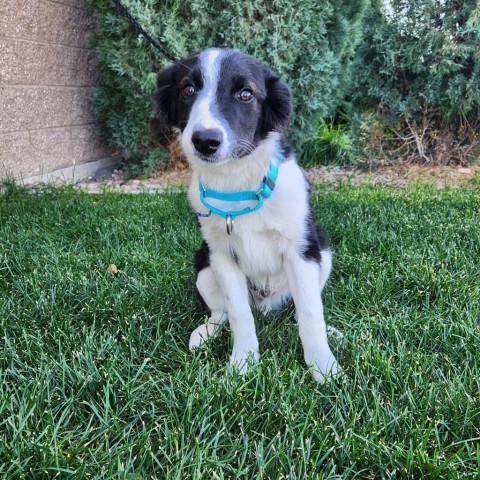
[256,69,293,139]
[216,53,265,152]
[279,135,293,160]
[229,246,240,265]
[302,211,330,263]
[154,55,201,130]
[193,241,211,315]
[193,240,210,273]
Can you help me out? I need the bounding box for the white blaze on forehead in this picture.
[193,49,223,130]
[181,48,232,159]
[200,49,222,88]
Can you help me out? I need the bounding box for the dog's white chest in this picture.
[226,226,287,278]
[188,156,310,280]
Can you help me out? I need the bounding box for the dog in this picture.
[155,48,339,381]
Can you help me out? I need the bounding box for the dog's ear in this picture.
[154,63,183,126]
[259,69,293,135]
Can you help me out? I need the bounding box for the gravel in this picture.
[71,164,479,194]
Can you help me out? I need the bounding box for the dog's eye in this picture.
[238,89,253,102]
[182,84,196,98]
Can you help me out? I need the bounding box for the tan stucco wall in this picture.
[0,0,113,181]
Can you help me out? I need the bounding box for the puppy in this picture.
[155,48,339,381]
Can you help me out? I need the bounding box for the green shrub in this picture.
[348,0,480,165]
[87,0,367,170]
[298,120,352,167]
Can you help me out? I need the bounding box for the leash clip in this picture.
[226,215,234,235]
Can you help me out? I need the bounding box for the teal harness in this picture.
[197,153,283,234]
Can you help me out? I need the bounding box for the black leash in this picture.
[110,0,190,68]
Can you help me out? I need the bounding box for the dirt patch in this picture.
[75,163,480,193]
[305,164,480,188]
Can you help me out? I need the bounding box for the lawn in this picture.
[1,182,479,479]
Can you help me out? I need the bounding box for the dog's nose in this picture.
[192,129,223,156]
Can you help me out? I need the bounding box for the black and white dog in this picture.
[155,48,339,381]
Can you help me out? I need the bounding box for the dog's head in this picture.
[155,48,292,165]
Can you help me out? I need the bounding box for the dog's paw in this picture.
[189,321,223,350]
[326,325,345,343]
[307,351,341,383]
[229,347,260,375]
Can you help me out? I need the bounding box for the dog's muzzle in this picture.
[192,129,223,156]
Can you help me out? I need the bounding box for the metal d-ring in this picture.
[226,215,234,235]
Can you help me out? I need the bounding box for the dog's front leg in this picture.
[210,251,259,373]
[284,253,340,382]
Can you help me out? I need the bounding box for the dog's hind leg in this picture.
[189,267,228,350]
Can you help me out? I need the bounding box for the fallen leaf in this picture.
[107,264,119,275]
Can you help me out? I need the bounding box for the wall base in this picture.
[18,156,121,186]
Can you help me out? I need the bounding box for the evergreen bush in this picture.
[87,0,367,169]
[348,0,480,165]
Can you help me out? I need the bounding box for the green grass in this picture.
[1,182,479,479]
